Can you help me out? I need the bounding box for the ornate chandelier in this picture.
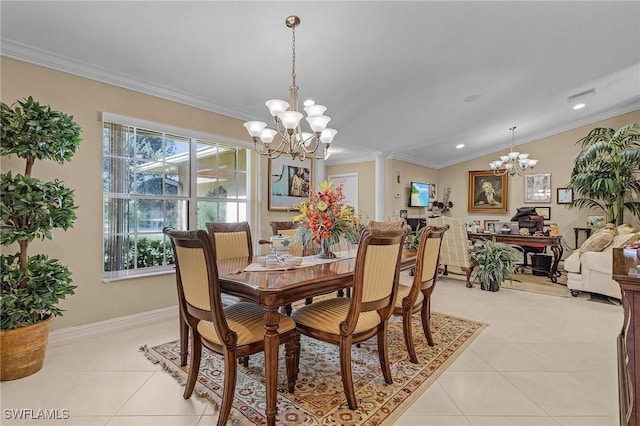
[489,126,538,176]
[243,16,336,161]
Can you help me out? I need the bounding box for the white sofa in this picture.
[565,224,639,299]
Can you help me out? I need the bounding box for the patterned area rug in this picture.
[142,312,484,425]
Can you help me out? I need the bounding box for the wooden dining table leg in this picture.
[263,306,281,426]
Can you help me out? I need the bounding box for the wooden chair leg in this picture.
[465,267,473,288]
[285,334,300,393]
[183,332,201,399]
[402,309,419,364]
[377,322,393,384]
[218,347,237,426]
[238,356,249,367]
[180,315,189,366]
[339,336,358,410]
[420,291,435,346]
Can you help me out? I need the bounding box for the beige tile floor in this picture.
[1,273,623,425]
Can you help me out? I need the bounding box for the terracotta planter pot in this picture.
[1,316,52,381]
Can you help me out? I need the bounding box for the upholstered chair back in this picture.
[206,222,253,260]
[426,216,472,269]
[269,221,316,257]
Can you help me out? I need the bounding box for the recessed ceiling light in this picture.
[456,144,465,149]
[567,88,595,110]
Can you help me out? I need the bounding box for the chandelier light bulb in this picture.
[243,121,267,137]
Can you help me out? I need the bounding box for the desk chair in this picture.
[164,228,299,426]
[292,228,406,409]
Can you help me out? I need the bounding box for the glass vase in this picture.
[317,238,336,259]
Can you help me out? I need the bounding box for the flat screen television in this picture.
[409,182,430,207]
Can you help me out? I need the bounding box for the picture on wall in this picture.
[534,206,551,220]
[467,170,509,213]
[557,187,573,204]
[586,214,606,228]
[268,157,312,211]
[524,173,551,203]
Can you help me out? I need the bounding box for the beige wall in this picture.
[438,110,640,240]
[0,58,260,330]
[325,161,376,222]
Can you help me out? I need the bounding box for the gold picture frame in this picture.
[468,170,508,213]
[268,157,313,211]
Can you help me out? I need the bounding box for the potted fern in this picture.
[469,237,520,291]
[0,96,81,380]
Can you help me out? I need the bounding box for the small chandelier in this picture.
[243,16,336,161]
[489,126,538,176]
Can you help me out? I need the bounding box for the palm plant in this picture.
[567,123,640,225]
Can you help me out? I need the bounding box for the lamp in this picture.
[489,126,538,177]
[243,16,336,161]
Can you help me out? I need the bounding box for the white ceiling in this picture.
[2,1,639,167]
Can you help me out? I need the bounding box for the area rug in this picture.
[142,312,484,425]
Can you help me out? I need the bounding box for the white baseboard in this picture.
[48,305,179,348]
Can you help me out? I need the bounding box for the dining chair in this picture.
[393,225,448,363]
[177,221,253,367]
[269,221,316,257]
[164,228,300,426]
[206,221,253,259]
[291,227,406,410]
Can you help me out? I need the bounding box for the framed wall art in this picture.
[467,170,509,213]
[524,173,551,203]
[534,206,551,220]
[557,187,573,204]
[484,219,499,233]
[268,157,313,211]
[586,214,606,228]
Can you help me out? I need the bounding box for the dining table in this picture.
[212,250,417,426]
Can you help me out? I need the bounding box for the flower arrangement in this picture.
[432,185,453,216]
[292,181,361,258]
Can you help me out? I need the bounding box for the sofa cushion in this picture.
[579,224,616,254]
[617,224,637,235]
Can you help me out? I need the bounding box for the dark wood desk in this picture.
[468,233,563,282]
[613,247,640,426]
[214,252,416,426]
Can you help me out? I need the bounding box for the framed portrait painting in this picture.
[268,157,313,211]
[467,170,509,213]
[524,173,551,203]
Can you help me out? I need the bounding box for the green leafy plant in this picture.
[0,96,82,330]
[403,224,425,251]
[469,237,520,291]
[567,123,640,225]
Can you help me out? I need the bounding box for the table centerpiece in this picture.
[292,180,361,259]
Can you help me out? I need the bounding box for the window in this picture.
[103,120,248,280]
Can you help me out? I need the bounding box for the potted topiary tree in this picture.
[567,123,640,225]
[0,96,81,380]
[469,237,521,291]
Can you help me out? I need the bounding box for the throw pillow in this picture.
[617,224,637,235]
[579,225,616,254]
